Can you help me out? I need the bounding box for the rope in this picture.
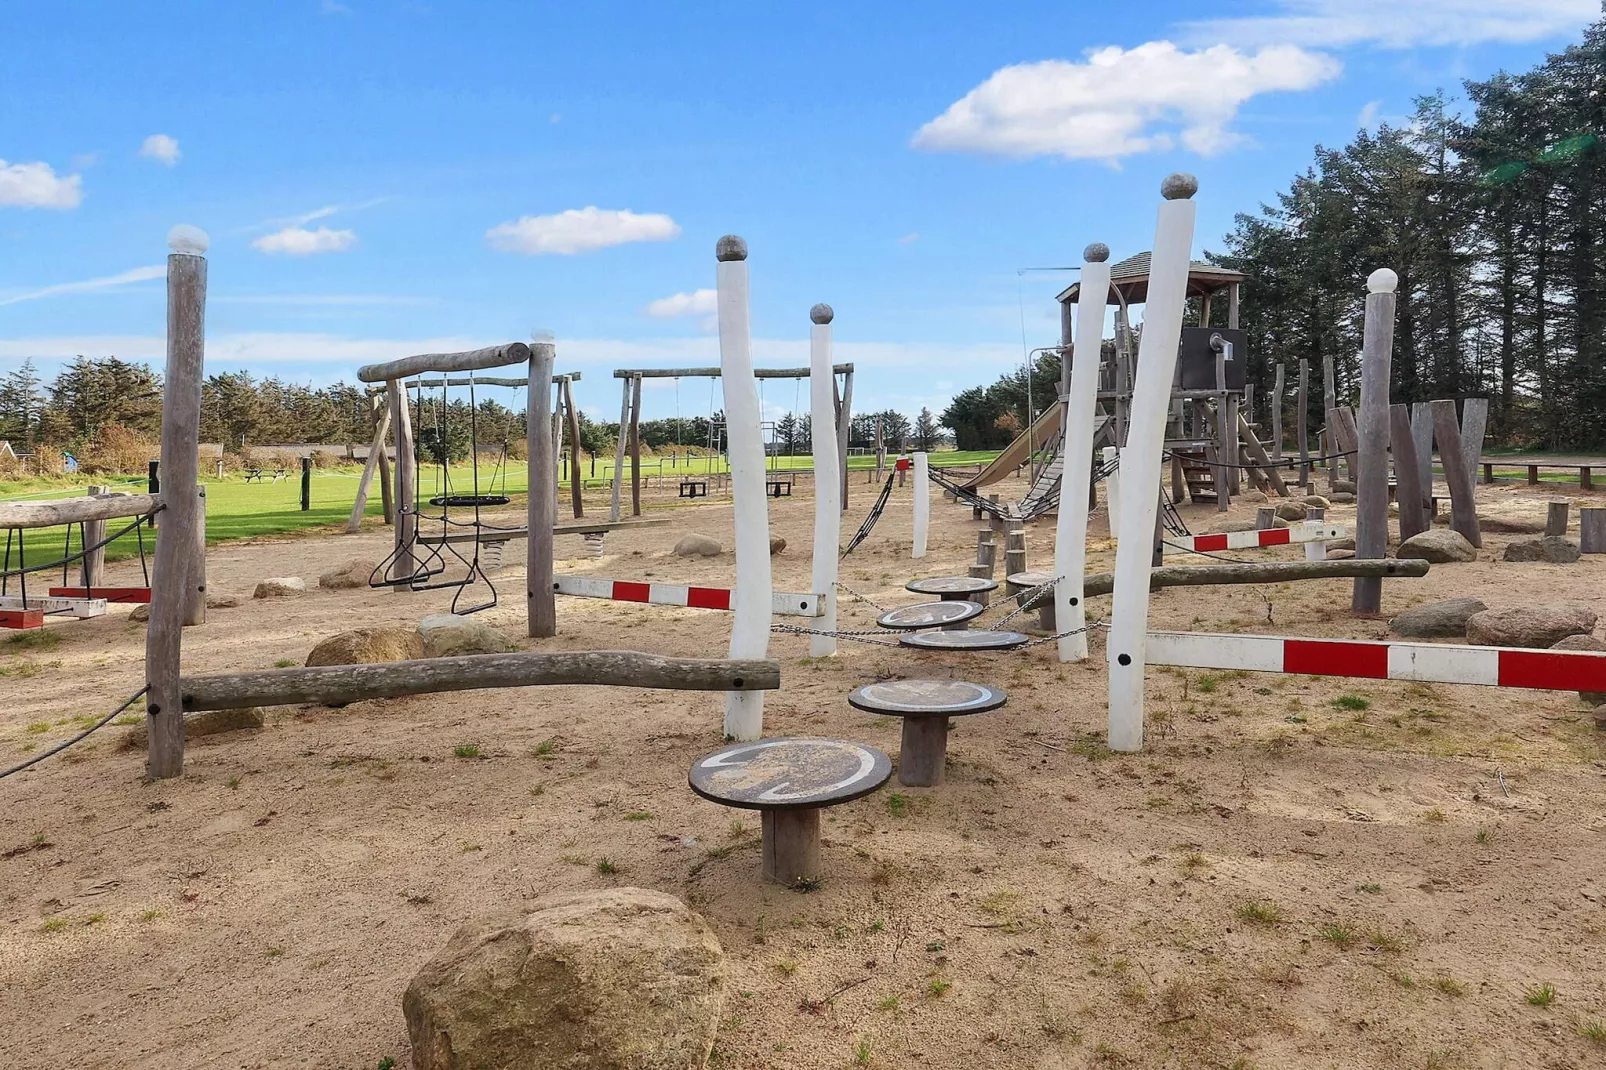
[840,473,896,556]
[0,508,162,583]
[0,686,148,780]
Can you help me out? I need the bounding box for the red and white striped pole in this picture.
[1107,174,1198,752]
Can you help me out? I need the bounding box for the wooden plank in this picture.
[0,595,107,618]
[1081,557,1429,597]
[0,492,162,529]
[1458,398,1488,490]
[389,380,417,590]
[146,241,207,779]
[1389,404,1428,539]
[356,342,533,383]
[1236,411,1289,497]
[1581,507,1606,553]
[1353,276,1395,615]
[0,609,44,629]
[50,585,152,603]
[1431,399,1482,548]
[1410,403,1434,495]
[612,364,853,379]
[527,345,558,638]
[179,651,781,712]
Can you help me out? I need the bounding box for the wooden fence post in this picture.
[1353,269,1396,615]
[1546,500,1569,537]
[81,485,106,589]
[563,378,584,518]
[1580,507,1606,553]
[389,381,417,590]
[527,343,558,638]
[1389,404,1428,539]
[629,374,643,517]
[145,225,208,780]
[300,457,312,511]
[1431,400,1482,548]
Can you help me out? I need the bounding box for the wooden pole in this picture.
[1410,403,1434,499]
[809,304,840,657]
[1546,500,1569,537]
[356,343,531,384]
[609,377,629,522]
[1458,398,1488,491]
[1297,358,1310,486]
[837,368,853,512]
[715,235,772,741]
[1580,507,1606,553]
[1108,173,1197,753]
[1390,404,1428,540]
[1352,270,1396,615]
[527,343,558,638]
[1321,352,1338,479]
[1227,281,1240,330]
[1056,243,1111,662]
[912,452,929,558]
[1085,557,1429,597]
[1236,411,1289,497]
[145,225,208,780]
[563,378,584,518]
[187,485,207,627]
[1430,399,1482,548]
[300,456,312,511]
[0,493,162,529]
[347,401,392,532]
[389,381,417,590]
[1271,364,1285,462]
[81,485,106,588]
[628,374,643,517]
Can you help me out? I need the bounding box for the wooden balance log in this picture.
[848,680,1007,787]
[689,738,892,886]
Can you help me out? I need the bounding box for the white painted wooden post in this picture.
[808,304,840,657]
[1353,268,1397,615]
[1103,446,1121,533]
[716,236,771,741]
[146,224,209,779]
[1107,174,1198,753]
[1056,243,1112,662]
[912,452,929,558]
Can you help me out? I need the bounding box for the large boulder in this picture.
[1205,519,1259,534]
[1551,633,1606,705]
[1329,491,1356,503]
[1389,597,1488,639]
[253,577,306,598]
[1325,548,1356,560]
[1467,606,1597,650]
[306,627,423,666]
[1301,494,1332,509]
[1331,480,1357,494]
[769,536,786,555]
[404,888,726,1070]
[1396,529,1477,564]
[417,614,517,658]
[1502,537,1581,564]
[318,559,376,589]
[673,534,722,557]
[119,707,264,751]
[1275,501,1309,522]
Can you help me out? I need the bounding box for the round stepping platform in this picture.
[899,629,1030,650]
[876,600,983,631]
[906,575,998,600]
[848,680,1009,787]
[689,738,892,887]
[1006,571,1059,629]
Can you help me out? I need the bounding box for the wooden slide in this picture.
[958,399,1066,490]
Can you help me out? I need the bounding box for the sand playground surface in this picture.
[2,471,1605,1069]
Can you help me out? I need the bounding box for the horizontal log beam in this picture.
[369,371,583,392]
[179,649,780,711]
[414,516,673,545]
[1082,557,1429,597]
[0,492,161,529]
[357,342,538,384]
[612,364,854,379]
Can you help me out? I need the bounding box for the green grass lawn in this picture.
[1,447,1006,571]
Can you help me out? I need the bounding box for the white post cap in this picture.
[167,224,210,255]
[1367,268,1399,294]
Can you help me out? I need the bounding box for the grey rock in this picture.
[674,534,722,557]
[1389,597,1488,639]
[1396,529,1476,563]
[1501,536,1581,563]
[253,577,306,598]
[1467,606,1598,650]
[417,614,518,658]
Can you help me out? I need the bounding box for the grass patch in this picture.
[622,810,652,821]
[452,743,481,759]
[1581,1020,1606,1045]
[273,658,297,668]
[1316,924,1357,949]
[926,978,952,998]
[1332,694,1371,711]
[1433,975,1465,996]
[531,737,560,758]
[595,858,619,875]
[7,630,61,651]
[39,917,70,933]
[1357,882,1382,894]
[875,996,899,1012]
[885,792,910,817]
[1237,901,1283,926]
[1524,982,1557,1007]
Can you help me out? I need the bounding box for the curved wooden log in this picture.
[1082,557,1428,597]
[611,364,854,379]
[357,342,536,384]
[179,650,780,711]
[0,492,161,529]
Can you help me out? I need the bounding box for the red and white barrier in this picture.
[1147,631,1606,692]
[554,576,822,618]
[1162,522,1347,556]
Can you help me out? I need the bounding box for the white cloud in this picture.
[486,206,681,255]
[642,289,718,319]
[139,134,181,166]
[0,159,82,209]
[898,232,920,244]
[251,226,359,256]
[212,293,423,307]
[912,41,1341,162]
[1357,100,1383,131]
[321,0,353,13]
[0,265,163,307]
[1182,0,1598,50]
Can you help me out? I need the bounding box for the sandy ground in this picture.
[2,468,1605,1070]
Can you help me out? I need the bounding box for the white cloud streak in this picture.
[642,289,718,318]
[139,134,181,166]
[913,41,1341,161]
[486,207,681,255]
[0,265,164,307]
[1182,0,1599,50]
[0,159,82,209]
[251,226,359,256]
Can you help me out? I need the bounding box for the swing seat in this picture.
[429,493,511,508]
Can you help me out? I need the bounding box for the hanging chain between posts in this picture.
[770,623,899,646]
[1025,618,1109,648]
[833,579,890,614]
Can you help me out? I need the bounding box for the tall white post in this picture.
[1055,243,1112,662]
[912,452,929,558]
[715,235,771,741]
[1106,174,1199,753]
[1102,446,1121,533]
[808,303,840,657]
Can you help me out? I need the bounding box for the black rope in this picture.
[841,473,897,556]
[0,686,148,781]
[0,509,160,583]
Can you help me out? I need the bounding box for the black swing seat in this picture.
[429,493,511,508]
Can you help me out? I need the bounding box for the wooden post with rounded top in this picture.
[1055,242,1111,662]
[1353,268,1397,614]
[809,303,840,657]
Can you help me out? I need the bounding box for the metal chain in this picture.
[982,574,1063,629]
[1025,619,1109,648]
[770,623,899,646]
[833,579,891,614]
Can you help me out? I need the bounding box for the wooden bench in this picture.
[1480,456,1602,491]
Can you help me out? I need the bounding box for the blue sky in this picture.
[1,1,1598,423]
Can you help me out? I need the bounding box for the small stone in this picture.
[319,559,376,589]
[120,707,264,750]
[769,536,786,555]
[1389,597,1488,639]
[307,627,423,666]
[1275,501,1309,522]
[1242,490,1269,504]
[1327,537,1356,551]
[1325,548,1355,560]
[1467,606,1598,650]
[1501,536,1581,563]
[1301,495,1332,509]
[1332,480,1356,494]
[417,614,518,658]
[674,534,722,557]
[1396,529,1477,563]
[1551,634,1606,704]
[1329,491,1356,503]
[404,888,725,1070]
[253,577,307,598]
